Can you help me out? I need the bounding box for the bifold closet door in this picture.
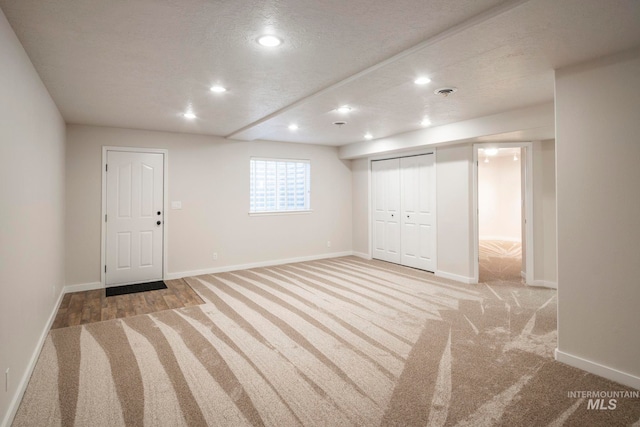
[400,154,435,271]
[372,158,401,263]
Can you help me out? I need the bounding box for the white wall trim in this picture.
[353,251,371,260]
[63,281,103,293]
[531,280,557,289]
[165,251,354,280]
[2,288,66,427]
[435,270,475,284]
[555,349,640,390]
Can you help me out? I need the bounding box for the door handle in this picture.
[156,221,162,226]
[157,211,162,215]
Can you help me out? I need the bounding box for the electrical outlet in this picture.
[213,252,218,261]
[327,241,331,248]
[5,368,9,392]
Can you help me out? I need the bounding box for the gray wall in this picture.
[533,139,557,285]
[556,49,640,387]
[0,9,66,423]
[351,158,369,256]
[65,125,353,285]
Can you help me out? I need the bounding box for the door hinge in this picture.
[105,265,107,273]
[105,214,107,222]
[105,164,108,172]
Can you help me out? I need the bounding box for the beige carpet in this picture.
[479,240,524,284]
[13,257,640,426]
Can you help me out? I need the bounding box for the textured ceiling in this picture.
[1,0,639,146]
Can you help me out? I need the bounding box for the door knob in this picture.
[391,214,394,217]
[157,211,161,215]
[156,221,162,225]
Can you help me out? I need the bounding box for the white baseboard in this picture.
[2,286,66,427]
[63,281,103,293]
[531,280,557,289]
[352,251,371,260]
[165,251,354,280]
[555,348,640,390]
[435,270,475,284]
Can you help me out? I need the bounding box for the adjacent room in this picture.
[478,146,523,284]
[1,0,639,426]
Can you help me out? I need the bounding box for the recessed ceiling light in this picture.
[210,85,227,93]
[183,111,196,120]
[257,35,282,47]
[288,124,299,131]
[336,105,352,113]
[414,77,431,85]
[364,133,373,140]
[484,148,499,156]
[420,117,431,127]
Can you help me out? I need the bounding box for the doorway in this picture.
[472,143,533,284]
[101,147,168,287]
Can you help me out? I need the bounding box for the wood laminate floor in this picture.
[51,278,204,329]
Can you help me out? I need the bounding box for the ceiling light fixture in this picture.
[257,35,282,47]
[336,105,352,113]
[288,124,299,131]
[414,77,431,85]
[364,133,373,140]
[420,117,431,127]
[183,111,196,120]
[484,148,499,156]
[210,85,227,93]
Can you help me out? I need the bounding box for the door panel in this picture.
[106,151,164,286]
[401,155,435,271]
[117,163,132,218]
[372,158,401,263]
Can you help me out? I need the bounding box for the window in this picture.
[250,158,311,213]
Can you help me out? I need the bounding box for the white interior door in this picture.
[401,155,435,271]
[372,158,401,263]
[106,151,164,286]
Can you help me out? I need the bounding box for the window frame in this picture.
[249,157,312,215]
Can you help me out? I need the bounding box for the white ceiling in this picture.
[2,0,639,146]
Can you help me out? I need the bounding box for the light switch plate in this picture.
[171,201,182,210]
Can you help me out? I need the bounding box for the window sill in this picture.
[249,210,313,217]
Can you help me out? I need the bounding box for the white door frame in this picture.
[368,148,437,271]
[472,142,533,284]
[101,146,169,287]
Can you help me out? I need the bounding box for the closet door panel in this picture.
[372,158,401,263]
[401,155,435,271]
